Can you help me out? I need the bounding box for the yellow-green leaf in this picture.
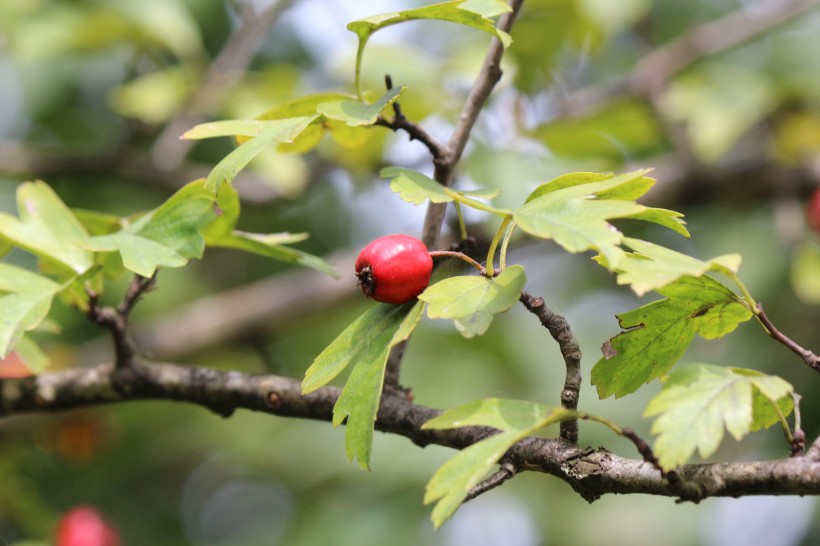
[644,364,793,470]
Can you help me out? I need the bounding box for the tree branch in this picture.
[2,360,819,502]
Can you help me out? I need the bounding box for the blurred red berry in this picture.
[808,188,820,233]
[355,234,433,304]
[56,506,120,546]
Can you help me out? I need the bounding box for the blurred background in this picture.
[1,0,820,544]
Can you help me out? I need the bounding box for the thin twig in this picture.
[518,290,582,444]
[374,75,450,161]
[464,460,517,503]
[756,304,820,374]
[117,274,157,316]
[86,274,156,368]
[790,393,806,457]
[384,1,526,389]
[619,428,675,481]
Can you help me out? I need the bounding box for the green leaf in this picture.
[523,170,688,239]
[598,237,742,296]
[644,364,793,470]
[302,302,423,470]
[242,92,366,151]
[347,1,512,47]
[209,231,338,277]
[0,181,93,275]
[524,171,653,203]
[317,87,405,127]
[380,167,506,215]
[591,275,754,399]
[201,115,318,192]
[0,262,62,358]
[348,0,511,94]
[514,173,652,265]
[181,116,319,140]
[621,208,690,238]
[422,398,569,528]
[419,266,526,338]
[84,181,218,277]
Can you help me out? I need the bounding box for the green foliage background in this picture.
[1,0,819,544]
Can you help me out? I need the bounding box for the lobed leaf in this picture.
[591,275,753,399]
[419,265,526,338]
[241,92,367,151]
[0,262,62,358]
[644,364,793,470]
[0,181,93,275]
[622,208,689,238]
[515,174,650,266]
[347,0,512,48]
[599,237,742,296]
[422,398,568,528]
[84,180,218,277]
[302,302,423,469]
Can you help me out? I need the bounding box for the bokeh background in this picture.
[1,0,820,544]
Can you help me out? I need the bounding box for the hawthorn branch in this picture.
[375,75,449,162]
[756,304,820,374]
[382,0,525,389]
[2,361,820,502]
[519,291,582,445]
[86,274,155,368]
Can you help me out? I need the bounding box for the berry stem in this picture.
[428,250,488,276]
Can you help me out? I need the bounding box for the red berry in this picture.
[808,188,820,233]
[355,234,433,304]
[56,506,120,546]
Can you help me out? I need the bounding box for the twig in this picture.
[756,304,820,374]
[383,1,526,389]
[464,460,517,503]
[518,291,582,445]
[86,274,156,368]
[374,75,450,162]
[790,393,806,457]
[117,274,157,317]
